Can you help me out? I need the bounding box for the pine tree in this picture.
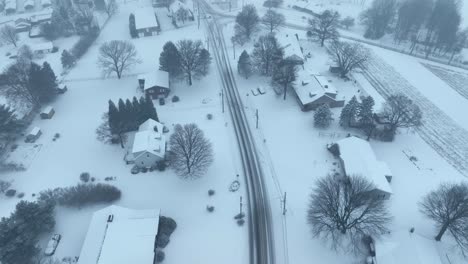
[0,104,17,136]
[238,50,252,79]
[197,48,211,77]
[39,62,58,103]
[129,14,137,38]
[358,96,375,139]
[144,96,159,122]
[339,96,359,127]
[314,104,333,128]
[159,41,181,77]
[61,50,76,69]
[117,99,126,126]
[108,100,119,134]
[138,96,147,124]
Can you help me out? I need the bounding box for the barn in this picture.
[134,8,160,37]
[138,70,170,99]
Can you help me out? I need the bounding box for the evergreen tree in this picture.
[314,104,333,128]
[61,50,76,69]
[197,49,211,77]
[28,62,43,104]
[138,96,147,124]
[38,62,58,103]
[238,50,252,79]
[144,96,159,122]
[252,34,284,76]
[159,41,181,77]
[108,100,120,134]
[118,98,126,124]
[358,96,375,139]
[129,14,137,38]
[0,104,17,137]
[339,96,359,127]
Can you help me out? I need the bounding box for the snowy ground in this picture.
[0,1,248,263]
[220,17,468,263]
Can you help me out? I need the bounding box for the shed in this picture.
[26,127,42,143]
[40,106,55,119]
[138,70,170,99]
[134,8,160,37]
[30,42,54,54]
[5,0,16,14]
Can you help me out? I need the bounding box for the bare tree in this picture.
[420,182,468,251]
[308,10,340,46]
[169,124,213,178]
[251,34,284,76]
[235,5,260,40]
[98,40,140,79]
[0,25,18,47]
[327,41,369,78]
[262,10,285,33]
[361,0,397,39]
[2,61,38,106]
[104,0,119,17]
[177,40,211,85]
[378,94,422,133]
[272,63,297,100]
[308,174,392,250]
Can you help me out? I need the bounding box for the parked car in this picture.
[44,234,61,256]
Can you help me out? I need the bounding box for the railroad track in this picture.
[197,1,276,264]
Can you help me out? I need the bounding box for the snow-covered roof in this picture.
[30,13,52,23]
[30,41,53,52]
[134,8,158,30]
[29,127,41,136]
[41,0,52,7]
[5,0,16,10]
[41,106,53,114]
[138,70,169,90]
[24,0,35,8]
[294,71,338,105]
[77,205,160,264]
[336,136,393,194]
[132,119,166,159]
[376,231,443,264]
[281,33,304,62]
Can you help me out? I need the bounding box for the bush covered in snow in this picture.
[155,249,165,263]
[80,172,90,183]
[158,216,177,237]
[38,183,121,207]
[5,189,16,197]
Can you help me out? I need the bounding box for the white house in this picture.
[334,136,393,199]
[293,71,345,111]
[77,205,160,264]
[281,33,305,66]
[138,70,170,99]
[134,8,160,37]
[130,119,166,168]
[5,0,16,14]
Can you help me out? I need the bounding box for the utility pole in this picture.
[240,196,243,215]
[197,2,200,29]
[221,89,225,113]
[232,41,236,59]
[282,192,287,215]
[255,109,259,129]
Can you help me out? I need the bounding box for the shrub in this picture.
[5,189,16,197]
[156,161,167,171]
[206,113,213,120]
[71,28,100,59]
[80,172,90,183]
[207,205,215,212]
[39,183,121,207]
[91,177,96,182]
[0,180,12,193]
[155,249,165,263]
[17,192,25,198]
[156,233,170,248]
[141,167,148,173]
[237,219,245,226]
[51,46,59,53]
[159,216,177,236]
[208,189,215,196]
[171,95,180,102]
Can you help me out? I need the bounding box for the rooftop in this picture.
[280,33,304,62]
[77,205,160,264]
[134,8,159,30]
[294,71,339,105]
[138,70,169,90]
[336,136,393,194]
[30,41,53,51]
[132,119,166,159]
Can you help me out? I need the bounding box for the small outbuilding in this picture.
[138,70,170,99]
[134,8,160,37]
[26,127,42,143]
[40,106,55,119]
[24,0,35,11]
[5,0,16,14]
[30,42,54,55]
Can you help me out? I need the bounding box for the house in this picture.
[5,0,16,14]
[211,0,238,10]
[77,205,160,264]
[281,33,305,66]
[332,136,393,199]
[134,8,160,37]
[23,0,35,11]
[30,13,52,24]
[293,72,345,111]
[15,18,31,33]
[30,42,54,55]
[40,106,55,119]
[41,0,52,8]
[168,0,195,24]
[375,230,444,264]
[130,119,166,169]
[26,127,42,143]
[29,24,43,38]
[138,70,170,99]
